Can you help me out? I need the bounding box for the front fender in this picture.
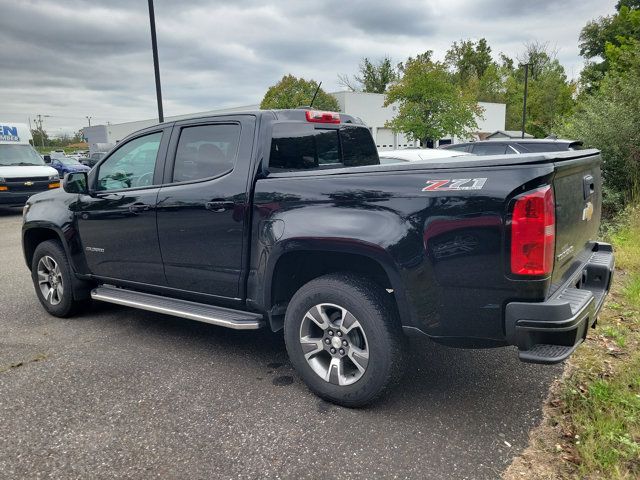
[22,190,88,275]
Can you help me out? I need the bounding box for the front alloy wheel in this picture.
[300,303,370,386]
[31,239,89,317]
[37,255,64,306]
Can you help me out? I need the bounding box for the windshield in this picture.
[0,144,46,166]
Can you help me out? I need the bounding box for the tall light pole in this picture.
[520,63,533,139]
[86,116,92,127]
[147,0,164,123]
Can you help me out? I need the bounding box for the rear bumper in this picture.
[505,242,614,364]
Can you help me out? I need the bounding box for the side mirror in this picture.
[43,155,51,163]
[63,172,89,194]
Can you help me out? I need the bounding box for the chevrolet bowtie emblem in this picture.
[582,201,594,221]
[24,181,34,186]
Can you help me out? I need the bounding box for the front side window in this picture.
[172,124,241,182]
[96,132,162,191]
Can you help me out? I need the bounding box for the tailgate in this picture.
[550,153,603,292]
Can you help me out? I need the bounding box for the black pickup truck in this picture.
[22,109,614,407]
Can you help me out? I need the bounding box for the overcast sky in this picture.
[0,0,616,136]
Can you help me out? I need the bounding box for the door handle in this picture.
[583,174,595,200]
[129,203,151,213]
[205,200,234,212]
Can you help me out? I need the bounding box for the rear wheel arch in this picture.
[266,245,410,332]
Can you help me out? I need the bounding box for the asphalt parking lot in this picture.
[0,208,562,479]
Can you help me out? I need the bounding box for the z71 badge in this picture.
[422,178,487,192]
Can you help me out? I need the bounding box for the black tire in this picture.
[284,273,405,407]
[31,240,89,317]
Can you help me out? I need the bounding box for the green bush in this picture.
[561,42,640,216]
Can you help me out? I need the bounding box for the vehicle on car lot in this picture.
[378,148,472,164]
[441,138,583,155]
[45,154,91,176]
[81,151,106,168]
[0,123,60,207]
[22,109,613,407]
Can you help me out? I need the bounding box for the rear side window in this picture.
[445,144,469,153]
[172,124,240,182]
[471,143,509,155]
[269,124,378,172]
[517,143,563,153]
[340,126,379,167]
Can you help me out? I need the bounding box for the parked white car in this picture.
[378,148,472,164]
[0,123,60,207]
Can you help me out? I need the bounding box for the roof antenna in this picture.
[309,81,322,109]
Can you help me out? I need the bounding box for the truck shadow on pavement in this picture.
[88,299,561,415]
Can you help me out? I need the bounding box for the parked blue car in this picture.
[45,154,91,176]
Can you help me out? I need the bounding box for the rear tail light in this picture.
[510,185,555,276]
[305,110,340,124]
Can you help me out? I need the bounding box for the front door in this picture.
[77,128,170,285]
[156,116,255,300]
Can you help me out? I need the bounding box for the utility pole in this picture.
[86,116,92,127]
[28,117,33,145]
[147,0,164,123]
[34,114,50,148]
[520,63,532,139]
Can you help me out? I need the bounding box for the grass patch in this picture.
[623,273,640,308]
[504,205,640,480]
[556,208,640,478]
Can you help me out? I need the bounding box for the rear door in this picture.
[551,154,602,289]
[156,115,256,301]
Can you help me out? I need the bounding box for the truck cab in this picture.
[0,123,60,207]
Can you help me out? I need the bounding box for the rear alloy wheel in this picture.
[284,273,405,407]
[299,303,370,386]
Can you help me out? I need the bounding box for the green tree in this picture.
[445,38,494,84]
[30,129,49,147]
[260,75,340,111]
[562,40,640,214]
[337,56,398,93]
[500,43,575,137]
[578,5,640,91]
[384,53,482,146]
[72,130,84,143]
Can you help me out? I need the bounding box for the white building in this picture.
[332,91,506,150]
[83,92,506,153]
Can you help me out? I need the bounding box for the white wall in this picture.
[477,102,506,133]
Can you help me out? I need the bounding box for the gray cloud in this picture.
[0,0,617,135]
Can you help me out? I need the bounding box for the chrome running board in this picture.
[91,285,263,330]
